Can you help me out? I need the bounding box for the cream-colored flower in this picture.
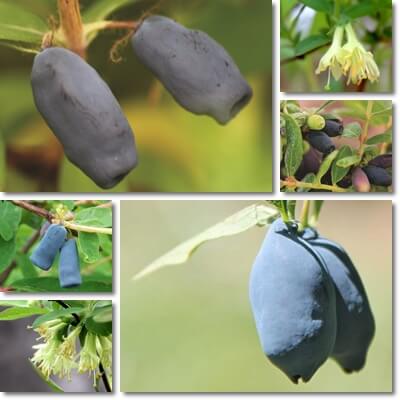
[339,23,380,85]
[78,332,100,375]
[315,26,345,88]
[96,335,112,369]
[33,319,67,341]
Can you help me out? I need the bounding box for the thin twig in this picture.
[63,221,112,235]
[11,200,53,221]
[0,229,41,285]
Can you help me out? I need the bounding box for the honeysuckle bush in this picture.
[0,200,112,292]
[281,0,392,92]
[0,300,112,392]
[280,100,392,193]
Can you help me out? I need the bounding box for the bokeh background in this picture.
[121,200,392,392]
[0,312,102,392]
[0,0,272,192]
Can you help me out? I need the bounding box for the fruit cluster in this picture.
[249,218,375,383]
[31,16,252,189]
[30,223,81,288]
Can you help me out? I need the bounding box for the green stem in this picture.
[358,100,374,157]
[299,200,311,231]
[315,100,334,113]
[281,180,348,193]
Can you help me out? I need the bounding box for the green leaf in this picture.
[0,300,30,307]
[295,34,330,57]
[0,306,47,320]
[280,45,296,62]
[17,253,38,279]
[298,0,333,13]
[331,145,353,184]
[0,1,48,44]
[10,277,112,292]
[85,305,113,336]
[0,201,22,241]
[0,235,16,273]
[83,0,140,23]
[342,3,379,19]
[78,232,100,263]
[74,207,112,228]
[30,361,64,392]
[336,155,361,168]
[342,122,362,138]
[366,131,392,145]
[282,113,303,177]
[31,307,84,329]
[133,204,279,280]
[316,150,338,183]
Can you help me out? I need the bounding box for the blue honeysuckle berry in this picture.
[132,15,252,125]
[31,47,138,189]
[30,224,67,271]
[249,218,337,383]
[304,231,375,373]
[59,238,82,288]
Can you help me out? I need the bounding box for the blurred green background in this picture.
[121,200,392,392]
[0,0,272,192]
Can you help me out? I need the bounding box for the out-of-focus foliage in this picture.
[0,0,272,192]
[281,0,392,92]
[120,200,392,392]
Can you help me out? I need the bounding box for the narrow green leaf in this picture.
[85,305,113,336]
[0,300,30,307]
[17,253,39,279]
[0,306,47,320]
[343,3,379,19]
[297,173,316,192]
[366,131,392,145]
[316,150,338,183]
[294,34,330,57]
[10,277,112,293]
[0,132,5,191]
[78,232,100,263]
[0,2,48,44]
[336,155,361,168]
[133,204,279,281]
[31,307,84,328]
[282,113,303,177]
[342,122,362,138]
[0,200,22,241]
[30,361,64,392]
[331,145,353,184]
[74,207,112,228]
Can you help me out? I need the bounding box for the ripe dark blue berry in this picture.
[59,238,82,288]
[295,148,321,180]
[132,16,252,124]
[31,47,138,189]
[30,224,67,270]
[249,219,336,383]
[362,165,392,187]
[368,154,392,169]
[304,231,375,372]
[306,131,335,154]
[323,119,344,137]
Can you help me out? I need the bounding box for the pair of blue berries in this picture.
[29,224,82,288]
[249,218,375,383]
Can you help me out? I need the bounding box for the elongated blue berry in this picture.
[249,219,336,383]
[31,47,138,189]
[132,16,252,124]
[30,224,67,270]
[59,238,82,288]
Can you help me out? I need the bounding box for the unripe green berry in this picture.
[307,114,326,131]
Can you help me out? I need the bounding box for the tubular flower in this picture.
[31,337,63,379]
[339,23,380,85]
[59,325,82,360]
[96,335,112,369]
[78,332,100,376]
[315,26,345,89]
[33,319,67,341]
